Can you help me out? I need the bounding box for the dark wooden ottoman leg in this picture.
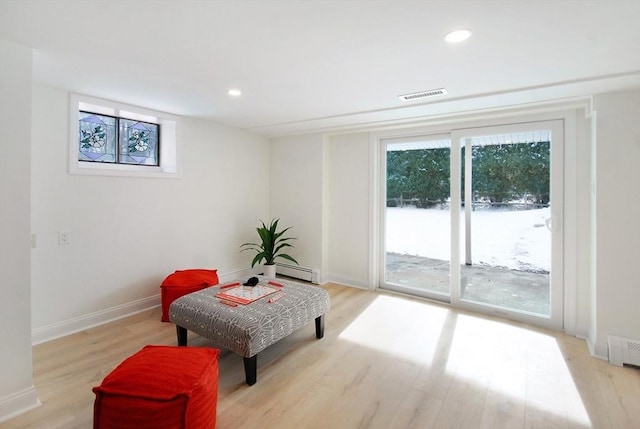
[176,325,188,346]
[244,355,257,386]
[315,315,325,339]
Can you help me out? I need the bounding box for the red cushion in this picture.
[93,345,220,429]
[161,269,219,287]
[161,284,210,322]
[160,269,219,322]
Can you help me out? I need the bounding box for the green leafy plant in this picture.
[240,218,299,267]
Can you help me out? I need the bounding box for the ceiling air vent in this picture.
[398,88,448,101]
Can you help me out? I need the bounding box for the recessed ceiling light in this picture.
[444,29,472,43]
[228,89,242,96]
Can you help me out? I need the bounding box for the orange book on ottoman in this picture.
[93,345,220,429]
[161,269,219,322]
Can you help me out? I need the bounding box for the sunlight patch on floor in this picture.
[338,295,449,365]
[446,314,592,427]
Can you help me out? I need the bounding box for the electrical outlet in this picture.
[58,230,71,245]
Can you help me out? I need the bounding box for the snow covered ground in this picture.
[386,206,551,272]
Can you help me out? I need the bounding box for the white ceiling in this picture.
[1,0,639,137]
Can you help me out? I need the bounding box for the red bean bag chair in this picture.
[93,345,220,429]
[160,269,219,322]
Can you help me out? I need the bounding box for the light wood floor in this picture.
[2,283,639,429]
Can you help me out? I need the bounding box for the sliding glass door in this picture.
[382,121,563,329]
[382,135,452,300]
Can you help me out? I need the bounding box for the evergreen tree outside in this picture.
[387,148,449,207]
[386,141,550,208]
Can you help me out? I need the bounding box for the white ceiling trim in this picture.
[251,72,639,137]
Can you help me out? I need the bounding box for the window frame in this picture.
[69,93,179,178]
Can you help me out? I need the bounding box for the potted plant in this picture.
[240,218,298,278]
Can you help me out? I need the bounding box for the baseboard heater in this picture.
[608,335,640,367]
[276,263,320,284]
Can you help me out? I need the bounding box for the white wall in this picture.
[592,90,640,356]
[281,95,640,363]
[269,134,325,272]
[269,132,372,287]
[30,84,270,340]
[0,39,39,422]
[327,133,371,288]
[574,111,593,339]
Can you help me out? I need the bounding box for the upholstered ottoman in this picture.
[161,269,219,322]
[169,276,330,385]
[93,345,220,429]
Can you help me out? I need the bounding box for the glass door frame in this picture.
[450,120,564,330]
[379,133,453,303]
[378,120,564,331]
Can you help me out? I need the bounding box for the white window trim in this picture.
[69,93,180,178]
[369,102,588,335]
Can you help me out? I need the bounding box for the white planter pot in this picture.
[263,264,276,278]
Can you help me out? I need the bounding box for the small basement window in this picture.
[79,111,160,166]
[69,93,178,178]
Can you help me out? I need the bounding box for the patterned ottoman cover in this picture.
[169,276,330,384]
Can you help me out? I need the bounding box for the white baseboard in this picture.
[219,267,256,282]
[580,334,595,358]
[582,333,609,361]
[0,386,40,424]
[31,268,258,345]
[592,340,609,361]
[325,273,370,290]
[31,295,161,345]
